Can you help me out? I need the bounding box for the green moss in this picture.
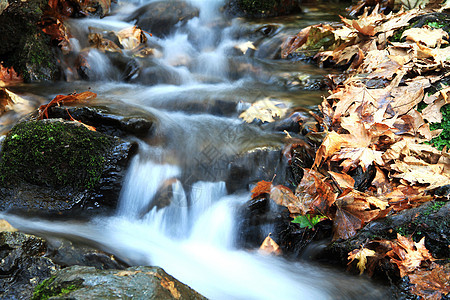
[33,277,82,300]
[428,104,450,150]
[0,120,114,190]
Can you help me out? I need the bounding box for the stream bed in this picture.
[1,0,393,299]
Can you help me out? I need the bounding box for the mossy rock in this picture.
[0,0,59,81]
[0,119,136,213]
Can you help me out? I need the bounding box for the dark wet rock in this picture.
[316,201,450,273]
[225,0,300,18]
[125,0,199,38]
[226,147,288,193]
[0,119,137,215]
[47,106,154,138]
[0,231,60,300]
[33,265,207,299]
[0,0,59,81]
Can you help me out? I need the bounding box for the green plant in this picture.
[429,104,450,150]
[292,214,328,229]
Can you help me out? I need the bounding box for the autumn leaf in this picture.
[409,263,450,300]
[39,91,97,119]
[235,41,256,54]
[160,277,181,299]
[259,234,282,255]
[328,171,355,189]
[295,169,336,217]
[387,234,435,278]
[0,219,17,232]
[270,185,303,215]
[251,180,272,198]
[313,131,347,168]
[401,26,449,48]
[348,247,377,274]
[239,98,288,123]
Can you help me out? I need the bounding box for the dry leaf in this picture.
[251,180,272,198]
[239,98,288,123]
[0,219,17,232]
[401,26,449,48]
[259,234,282,255]
[348,247,377,274]
[329,171,355,189]
[161,277,181,299]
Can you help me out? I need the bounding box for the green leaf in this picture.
[292,214,328,229]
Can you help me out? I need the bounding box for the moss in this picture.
[239,0,276,14]
[0,120,114,190]
[428,104,450,150]
[32,277,82,300]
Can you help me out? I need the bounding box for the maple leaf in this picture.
[116,26,148,50]
[259,234,281,255]
[333,189,382,240]
[409,263,450,300]
[401,26,449,48]
[239,98,288,123]
[39,91,97,119]
[387,234,435,277]
[390,159,450,190]
[251,180,272,198]
[270,185,303,215]
[348,247,377,274]
[313,131,347,168]
[328,171,355,189]
[295,169,336,217]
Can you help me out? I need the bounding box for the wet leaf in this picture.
[251,180,272,198]
[348,247,377,274]
[292,214,328,229]
[270,185,302,214]
[387,234,435,277]
[239,98,288,123]
[160,277,181,299]
[259,234,282,255]
[235,41,256,54]
[329,171,355,189]
[39,91,97,119]
[313,131,347,168]
[409,263,450,300]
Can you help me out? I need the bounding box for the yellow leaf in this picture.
[235,41,256,54]
[259,234,281,256]
[348,247,377,274]
[239,98,288,123]
[0,219,17,232]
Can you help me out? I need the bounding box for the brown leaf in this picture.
[329,171,355,189]
[402,26,449,48]
[295,169,336,217]
[160,277,181,299]
[0,219,17,232]
[0,88,14,115]
[270,185,302,215]
[313,131,347,168]
[39,91,97,119]
[251,180,272,198]
[387,234,435,277]
[259,234,281,256]
[409,263,450,300]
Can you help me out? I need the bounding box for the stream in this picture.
[1,0,392,299]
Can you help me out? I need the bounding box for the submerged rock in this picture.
[32,265,207,300]
[0,119,137,214]
[125,1,199,38]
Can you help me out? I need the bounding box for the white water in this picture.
[1,1,390,299]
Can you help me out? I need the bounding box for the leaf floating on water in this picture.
[348,247,377,274]
[239,98,288,123]
[259,234,281,256]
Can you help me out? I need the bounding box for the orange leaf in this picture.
[270,185,302,215]
[39,91,97,119]
[409,263,450,300]
[251,180,272,198]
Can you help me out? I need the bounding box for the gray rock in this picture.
[125,0,199,37]
[33,265,207,300]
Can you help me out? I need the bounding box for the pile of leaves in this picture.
[254,3,450,298]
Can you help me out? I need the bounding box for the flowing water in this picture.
[1,1,392,299]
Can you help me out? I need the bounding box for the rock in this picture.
[225,0,300,18]
[0,0,59,81]
[0,119,137,214]
[125,1,199,38]
[32,265,207,300]
[0,231,60,300]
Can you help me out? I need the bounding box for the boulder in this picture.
[125,1,199,38]
[0,119,137,215]
[0,0,59,81]
[32,265,207,299]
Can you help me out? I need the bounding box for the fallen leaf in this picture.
[259,234,282,255]
[251,180,272,198]
[409,263,450,300]
[0,219,17,232]
[387,234,435,277]
[313,131,347,168]
[348,247,377,274]
[160,277,181,299]
[329,171,355,189]
[270,185,302,214]
[239,98,288,123]
[39,91,97,119]
[235,41,256,54]
[401,26,449,48]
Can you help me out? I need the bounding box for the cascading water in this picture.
[1,0,392,299]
